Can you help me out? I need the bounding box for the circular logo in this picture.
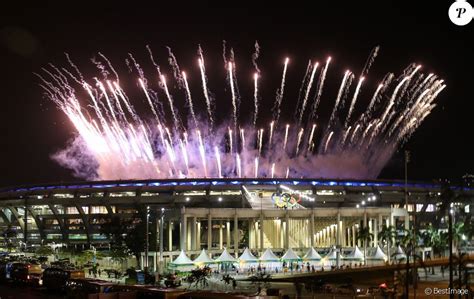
[425,287,433,295]
[449,0,473,26]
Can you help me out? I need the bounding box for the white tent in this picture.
[259,248,281,270]
[393,245,407,260]
[369,245,387,260]
[215,248,238,263]
[238,248,258,269]
[345,246,364,260]
[303,247,322,261]
[325,248,344,260]
[193,249,215,267]
[169,250,194,272]
[281,248,301,261]
[239,248,258,263]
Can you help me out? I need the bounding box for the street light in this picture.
[145,205,150,271]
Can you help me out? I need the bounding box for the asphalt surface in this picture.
[0,285,64,299]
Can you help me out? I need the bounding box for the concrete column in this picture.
[259,213,264,251]
[352,225,356,247]
[310,211,315,247]
[226,220,231,248]
[373,218,378,247]
[219,220,223,249]
[336,212,341,246]
[180,207,187,251]
[197,221,201,250]
[285,211,290,249]
[249,219,255,249]
[233,214,239,257]
[363,211,368,228]
[168,221,173,251]
[207,212,212,250]
[191,216,197,250]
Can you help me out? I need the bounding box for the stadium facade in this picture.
[0,178,473,270]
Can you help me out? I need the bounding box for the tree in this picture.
[379,225,396,264]
[356,226,373,265]
[100,205,155,268]
[2,225,18,252]
[35,245,54,256]
[185,266,211,289]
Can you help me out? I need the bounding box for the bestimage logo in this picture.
[449,0,474,25]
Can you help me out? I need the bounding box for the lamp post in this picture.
[159,208,164,274]
[145,205,150,271]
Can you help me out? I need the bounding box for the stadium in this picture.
[1,178,473,271]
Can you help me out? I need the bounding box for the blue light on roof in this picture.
[230,181,241,185]
[293,181,300,185]
[328,181,337,186]
[211,181,218,185]
[92,184,117,188]
[251,181,259,185]
[148,182,161,187]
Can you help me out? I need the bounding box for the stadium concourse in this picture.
[0,178,472,271]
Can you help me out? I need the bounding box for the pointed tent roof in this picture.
[238,248,258,263]
[369,245,387,260]
[345,246,364,260]
[281,248,301,261]
[303,247,322,260]
[259,248,280,262]
[325,247,344,260]
[193,249,214,264]
[215,248,237,263]
[393,245,407,259]
[171,250,193,266]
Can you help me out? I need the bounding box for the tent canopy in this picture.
[171,250,193,266]
[259,248,279,262]
[193,249,214,264]
[215,248,237,263]
[325,247,344,260]
[238,248,258,263]
[303,247,322,260]
[369,245,387,260]
[281,248,301,261]
[393,245,407,260]
[345,246,364,260]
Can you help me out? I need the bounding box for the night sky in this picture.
[1,1,473,187]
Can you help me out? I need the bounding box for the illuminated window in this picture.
[47,234,62,240]
[69,234,87,240]
[110,191,136,197]
[66,207,79,214]
[142,191,160,197]
[52,193,74,199]
[90,206,108,214]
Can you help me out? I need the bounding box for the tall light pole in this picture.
[404,150,410,210]
[159,208,164,274]
[145,205,150,271]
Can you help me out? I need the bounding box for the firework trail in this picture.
[253,73,259,127]
[360,46,379,77]
[298,62,319,125]
[272,58,289,124]
[295,61,312,123]
[40,45,445,181]
[182,71,198,128]
[228,62,238,130]
[309,56,331,121]
[166,47,184,88]
[198,46,214,129]
[344,76,365,128]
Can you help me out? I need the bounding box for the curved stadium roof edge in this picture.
[1,178,470,194]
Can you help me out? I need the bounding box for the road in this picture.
[0,285,64,299]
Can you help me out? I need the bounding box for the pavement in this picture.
[0,285,64,299]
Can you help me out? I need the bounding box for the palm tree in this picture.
[379,225,396,264]
[356,226,373,265]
